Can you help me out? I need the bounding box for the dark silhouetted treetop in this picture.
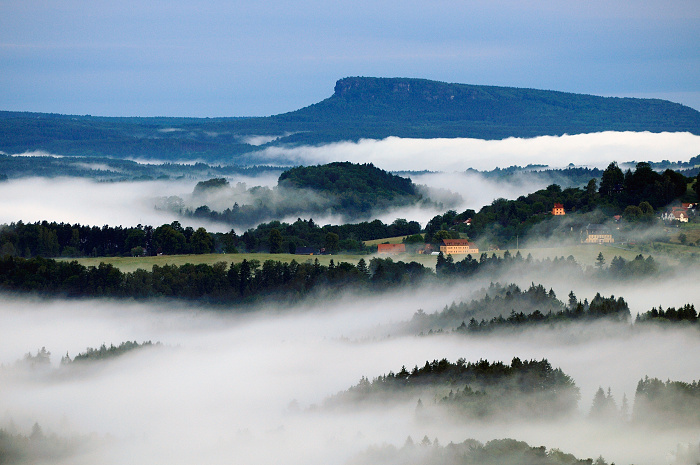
[407,283,630,335]
[636,304,698,324]
[0,254,432,303]
[62,341,161,364]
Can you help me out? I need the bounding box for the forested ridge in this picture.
[0,217,422,258]
[426,161,696,247]
[409,283,631,335]
[348,437,606,465]
[328,357,580,420]
[185,162,430,226]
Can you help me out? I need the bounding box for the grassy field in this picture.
[674,222,700,245]
[56,242,685,273]
[363,235,411,246]
[59,253,375,273]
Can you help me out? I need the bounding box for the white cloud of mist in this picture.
[0,168,546,232]
[0,175,278,232]
[0,177,198,229]
[238,134,289,146]
[10,150,65,158]
[258,132,700,171]
[1,273,699,465]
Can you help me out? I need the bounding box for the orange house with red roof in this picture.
[552,203,565,215]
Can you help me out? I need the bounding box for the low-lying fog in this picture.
[2,272,699,465]
[4,130,700,231]
[257,131,700,171]
[0,171,550,231]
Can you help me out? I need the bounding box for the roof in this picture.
[377,243,406,252]
[442,239,475,246]
[553,203,564,208]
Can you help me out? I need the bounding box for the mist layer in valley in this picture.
[2,130,700,232]
[254,131,700,171]
[2,266,699,465]
[0,169,554,233]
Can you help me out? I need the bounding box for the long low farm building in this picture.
[440,239,479,255]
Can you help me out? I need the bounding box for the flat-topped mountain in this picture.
[1,77,698,163]
[275,77,700,140]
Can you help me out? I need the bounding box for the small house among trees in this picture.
[552,203,565,215]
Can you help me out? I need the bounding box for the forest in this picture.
[0,250,667,304]
[180,162,433,227]
[425,162,697,246]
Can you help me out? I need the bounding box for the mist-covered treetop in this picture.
[278,162,418,198]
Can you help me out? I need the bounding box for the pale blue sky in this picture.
[1,0,698,116]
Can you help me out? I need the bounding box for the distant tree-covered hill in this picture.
[2,77,699,163]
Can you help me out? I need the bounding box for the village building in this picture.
[582,224,614,244]
[417,244,436,255]
[552,203,565,215]
[377,243,406,254]
[661,206,691,223]
[440,239,479,255]
[672,210,689,223]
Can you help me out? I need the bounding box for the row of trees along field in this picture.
[0,217,422,258]
[0,251,669,305]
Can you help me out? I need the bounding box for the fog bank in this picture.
[258,132,700,171]
[1,282,698,465]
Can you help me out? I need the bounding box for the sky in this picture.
[1,0,699,117]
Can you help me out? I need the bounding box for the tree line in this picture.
[0,254,432,302]
[0,217,423,258]
[327,357,580,420]
[348,437,606,465]
[0,249,661,304]
[435,250,658,279]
